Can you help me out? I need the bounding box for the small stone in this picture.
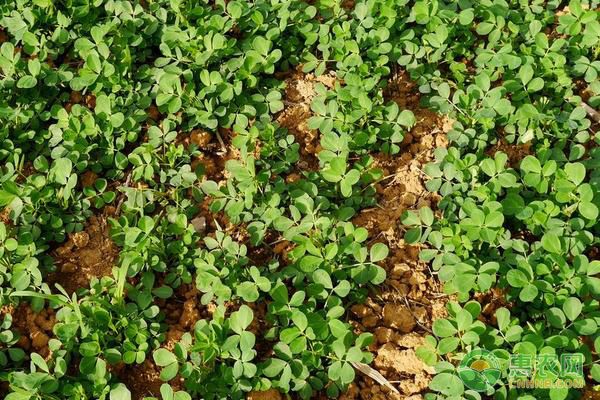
[191,216,206,233]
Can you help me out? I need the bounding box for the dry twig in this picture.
[351,362,400,394]
[582,102,600,123]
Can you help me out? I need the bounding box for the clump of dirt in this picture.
[354,69,450,237]
[276,68,337,171]
[582,386,600,399]
[348,69,451,398]
[80,170,98,188]
[4,303,56,358]
[0,207,11,225]
[382,304,416,333]
[474,287,510,325]
[116,359,166,400]
[50,212,119,293]
[158,284,203,350]
[487,138,532,168]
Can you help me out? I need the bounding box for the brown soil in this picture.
[49,211,119,293]
[117,359,166,400]
[0,207,11,225]
[353,69,450,236]
[247,389,283,400]
[3,303,56,358]
[347,69,451,399]
[487,138,532,168]
[473,288,510,326]
[80,171,98,188]
[158,284,203,350]
[189,127,241,182]
[276,68,337,171]
[114,283,205,400]
[582,386,600,399]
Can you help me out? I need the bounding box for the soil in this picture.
[2,303,56,358]
[487,138,532,168]
[49,210,119,293]
[247,389,283,400]
[0,207,11,225]
[346,69,452,399]
[276,68,337,172]
[473,288,511,326]
[582,386,600,399]
[158,283,204,350]
[116,359,167,399]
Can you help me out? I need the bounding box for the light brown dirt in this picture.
[50,212,119,293]
[474,287,510,325]
[382,304,416,333]
[276,68,337,171]
[582,386,600,399]
[348,69,451,399]
[247,389,283,400]
[487,138,532,168]
[374,343,435,376]
[157,283,203,350]
[118,359,164,400]
[0,207,10,225]
[6,303,56,358]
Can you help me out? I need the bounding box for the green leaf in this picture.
[17,75,37,89]
[541,233,562,254]
[496,308,510,331]
[299,255,322,272]
[507,269,529,288]
[313,269,333,289]
[432,319,457,337]
[51,158,73,185]
[546,308,566,328]
[230,305,253,334]
[154,349,177,367]
[564,162,586,186]
[429,373,464,396]
[579,202,599,220]
[562,297,582,321]
[419,207,434,226]
[291,310,308,331]
[110,384,131,400]
[591,364,600,382]
[520,156,541,173]
[519,284,538,302]
[369,243,388,263]
[437,337,459,354]
[237,282,259,302]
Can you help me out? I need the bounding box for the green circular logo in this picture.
[458,349,501,392]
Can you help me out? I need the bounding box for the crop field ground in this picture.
[1,1,600,400]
